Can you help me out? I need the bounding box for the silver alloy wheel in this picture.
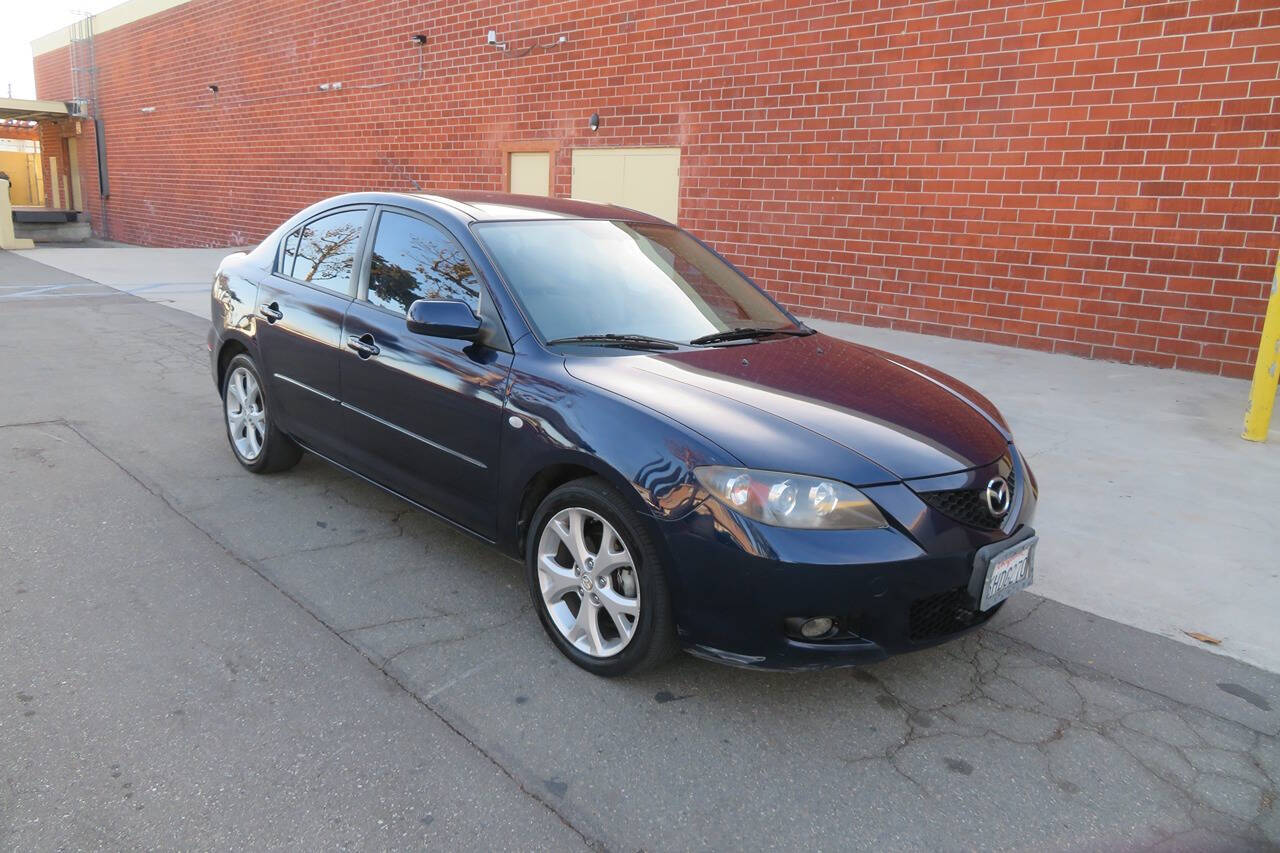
[536,506,641,658]
[225,365,267,461]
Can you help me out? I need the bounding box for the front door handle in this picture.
[346,333,380,359]
[259,301,283,323]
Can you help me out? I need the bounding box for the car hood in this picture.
[564,333,1011,483]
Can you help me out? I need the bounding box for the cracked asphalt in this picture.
[1,253,1277,850]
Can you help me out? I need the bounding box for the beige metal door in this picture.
[509,151,551,196]
[49,155,61,208]
[67,137,84,211]
[570,147,680,223]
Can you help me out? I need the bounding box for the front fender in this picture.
[496,349,739,556]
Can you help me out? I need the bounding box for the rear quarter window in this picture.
[278,228,301,277]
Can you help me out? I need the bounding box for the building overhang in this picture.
[0,98,73,122]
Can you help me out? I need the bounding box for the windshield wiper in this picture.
[545,333,680,351]
[688,326,815,346]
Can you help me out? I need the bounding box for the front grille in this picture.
[919,477,1014,530]
[908,587,993,642]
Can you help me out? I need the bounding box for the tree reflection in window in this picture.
[368,212,480,315]
[291,209,365,290]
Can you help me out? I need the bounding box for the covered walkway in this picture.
[0,97,92,246]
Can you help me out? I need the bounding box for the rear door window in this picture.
[288,208,367,294]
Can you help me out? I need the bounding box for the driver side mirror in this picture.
[406,299,483,340]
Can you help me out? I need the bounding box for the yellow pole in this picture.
[1242,253,1280,442]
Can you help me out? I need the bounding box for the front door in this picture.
[254,205,369,458]
[339,208,513,538]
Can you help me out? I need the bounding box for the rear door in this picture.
[255,205,370,458]
[338,207,513,538]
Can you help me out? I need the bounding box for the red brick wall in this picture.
[34,0,1280,377]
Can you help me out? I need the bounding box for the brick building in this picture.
[32,0,1280,377]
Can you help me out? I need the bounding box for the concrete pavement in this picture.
[1,250,1277,849]
[12,244,1280,672]
[1,418,589,850]
[15,245,239,317]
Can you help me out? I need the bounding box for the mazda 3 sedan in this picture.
[208,191,1038,675]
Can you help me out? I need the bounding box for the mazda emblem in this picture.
[984,477,1011,517]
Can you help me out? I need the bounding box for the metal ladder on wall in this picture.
[68,11,107,234]
[69,12,97,120]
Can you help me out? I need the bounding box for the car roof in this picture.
[402,190,669,225]
[270,190,672,251]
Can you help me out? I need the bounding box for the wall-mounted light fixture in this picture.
[588,112,600,132]
[486,29,507,51]
[140,106,156,113]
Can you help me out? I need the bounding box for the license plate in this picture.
[978,537,1037,611]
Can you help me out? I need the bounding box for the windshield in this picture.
[472,220,798,345]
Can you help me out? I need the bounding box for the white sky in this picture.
[2,3,118,100]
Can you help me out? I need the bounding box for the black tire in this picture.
[526,477,678,676]
[220,353,302,474]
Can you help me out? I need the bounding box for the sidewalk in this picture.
[16,245,241,318]
[12,245,1279,672]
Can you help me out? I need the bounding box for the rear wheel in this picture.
[526,477,677,676]
[221,353,301,474]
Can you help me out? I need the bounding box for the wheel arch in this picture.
[512,459,632,559]
[215,336,252,394]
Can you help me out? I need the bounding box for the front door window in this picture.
[367,211,481,314]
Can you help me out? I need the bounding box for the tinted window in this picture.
[290,208,366,292]
[367,211,481,315]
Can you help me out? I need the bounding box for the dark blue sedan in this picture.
[208,191,1038,675]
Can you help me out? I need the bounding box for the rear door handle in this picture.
[346,334,380,359]
[259,301,283,323]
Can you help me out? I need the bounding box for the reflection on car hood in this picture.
[564,333,1011,482]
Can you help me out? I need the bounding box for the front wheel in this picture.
[221,353,302,474]
[526,477,678,676]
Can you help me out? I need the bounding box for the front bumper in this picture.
[657,448,1038,670]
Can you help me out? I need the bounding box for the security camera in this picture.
[411,34,426,45]
[486,29,507,50]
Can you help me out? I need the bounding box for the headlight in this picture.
[693,466,888,530]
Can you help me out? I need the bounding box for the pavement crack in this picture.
[991,596,1046,634]
[51,419,608,852]
[337,613,456,635]
[254,532,402,563]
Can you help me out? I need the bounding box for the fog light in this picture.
[800,616,835,639]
